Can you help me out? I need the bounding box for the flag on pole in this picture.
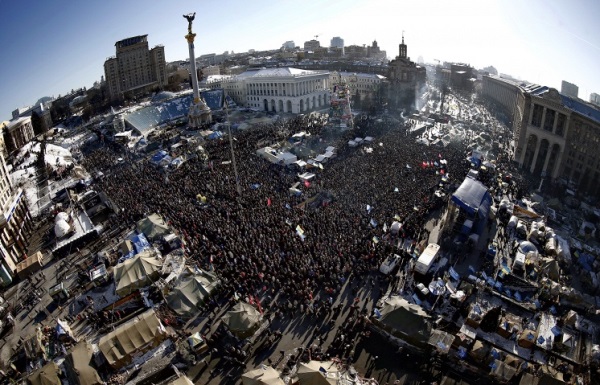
[304,180,311,188]
[267,197,272,207]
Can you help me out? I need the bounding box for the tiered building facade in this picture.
[104,35,167,98]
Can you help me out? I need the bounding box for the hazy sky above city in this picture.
[1,0,599,120]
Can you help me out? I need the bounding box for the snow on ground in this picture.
[60,130,90,150]
[44,143,73,170]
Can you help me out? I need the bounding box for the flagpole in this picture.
[224,99,242,200]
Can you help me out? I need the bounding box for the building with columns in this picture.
[0,151,33,284]
[223,67,330,113]
[484,74,600,196]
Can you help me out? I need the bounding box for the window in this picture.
[531,104,543,127]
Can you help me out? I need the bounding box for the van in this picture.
[414,243,441,275]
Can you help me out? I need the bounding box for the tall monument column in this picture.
[183,12,212,128]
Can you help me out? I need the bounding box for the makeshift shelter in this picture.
[376,297,430,344]
[64,342,102,385]
[23,328,46,361]
[136,213,170,240]
[222,302,262,338]
[169,376,195,385]
[242,366,285,385]
[451,177,492,219]
[166,269,220,316]
[491,359,517,382]
[98,310,167,370]
[15,251,44,279]
[296,361,340,385]
[114,251,162,297]
[469,340,489,362]
[27,362,61,385]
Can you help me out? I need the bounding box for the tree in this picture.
[31,110,45,136]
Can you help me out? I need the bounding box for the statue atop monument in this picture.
[183,12,196,34]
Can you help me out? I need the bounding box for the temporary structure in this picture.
[169,376,195,385]
[166,269,220,316]
[222,302,262,338]
[114,250,162,297]
[64,342,102,385]
[98,310,167,369]
[242,366,285,385]
[376,296,430,344]
[296,361,340,385]
[27,362,61,385]
[15,251,44,279]
[136,213,170,240]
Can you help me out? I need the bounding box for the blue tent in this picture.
[151,150,168,163]
[451,177,492,219]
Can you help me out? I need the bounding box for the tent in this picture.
[377,297,430,344]
[27,362,61,385]
[167,269,220,316]
[114,251,162,297]
[64,342,102,385]
[136,213,170,240]
[169,376,195,385]
[242,366,285,385]
[15,251,44,279]
[222,302,262,338]
[451,177,492,219]
[296,361,340,385]
[98,310,167,370]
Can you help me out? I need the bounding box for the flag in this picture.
[370,218,378,227]
[372,236,379,244]
[319,367,327,374]
[267,197,272,207]
[366,204,372,213]
[285,203,291,209]
[304,180,311,188]
[383,223,388,232]
[373,308,382,318]
[255,296,263,314]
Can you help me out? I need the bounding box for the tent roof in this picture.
[114,251,162,296]
[65,342,102,385]
[242,366,285,385]
[98,310,166,369]
[169,376,195,385]
[451,177,492,218]
[378,297,429,339]
[222,302,262,332]
[297,361,340,385]
[167,270,220,316]
[136,213,170,239]
[27,362,61,385]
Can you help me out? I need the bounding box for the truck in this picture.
[414,243,441,275]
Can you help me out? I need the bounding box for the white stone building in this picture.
[223,68,330,113]
[330,71,386,101]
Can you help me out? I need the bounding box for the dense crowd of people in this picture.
[81,115,475,312]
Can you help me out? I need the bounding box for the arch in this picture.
[263,99,269,111]
[287,100,293,113]
[300,99,304,112]
[318,94,322,107]
[306,97,310,111]
[522,134,538,171]
[533,138,550,175]
[312,96,317,109]
[278,100,284,112]
[270,99,276,112]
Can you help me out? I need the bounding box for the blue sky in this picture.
[1,0,599,121]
